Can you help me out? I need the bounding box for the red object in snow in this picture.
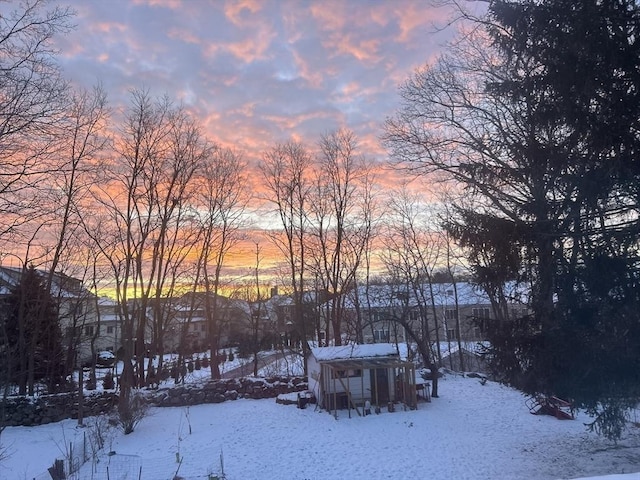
[526,395,574,420]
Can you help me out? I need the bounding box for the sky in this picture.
[0,0,491,285]
[53,0,458,164]
[3,367,640,479]
[35,0,476,281]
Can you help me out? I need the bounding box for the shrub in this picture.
[118,392,148,435]
[103,372,115,390]
[195,357,202,370]
[85,377,97,391]
[202,356,209,369]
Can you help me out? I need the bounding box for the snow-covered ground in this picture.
[2,374,640,480]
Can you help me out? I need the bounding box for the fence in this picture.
[78,453,143,480]
[67,431,91,476]
[31,452,226,479]
[30,431,92,480]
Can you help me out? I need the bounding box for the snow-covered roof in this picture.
[0,265,92,300]
[98,297,118,306]
[311,343,399,362]
[340,282,528,309]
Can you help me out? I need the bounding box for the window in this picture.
[445,309,457,320]
[106,326,114,334]
[373,329,390,342]
[447,328,458,341]
[201,324,206,332]
[472,308,490,319]
[85,325,94,336]
[65,326,81,337]
[332,369,362,379]
[473,326,482,339]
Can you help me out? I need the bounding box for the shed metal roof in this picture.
[319,356,412,371]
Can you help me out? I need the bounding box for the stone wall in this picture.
[145,376,308,407]
[1,392,119,426]
[1,376,308,427]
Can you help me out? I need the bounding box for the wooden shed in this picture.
[307,343,418,418]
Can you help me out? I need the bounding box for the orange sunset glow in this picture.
[0,0,475,296]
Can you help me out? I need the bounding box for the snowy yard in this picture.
[2,374,640,480]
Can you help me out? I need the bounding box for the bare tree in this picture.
[191,146,248,379]
[2,84,109,395]
[0,0,73,242]
[261,141,313,364]
[91,89,197,427]
[379,187,444,396]
[140,108,206,385]
[309,129,373,346]
[46,84,109,375]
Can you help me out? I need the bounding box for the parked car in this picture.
[96,350,116,367]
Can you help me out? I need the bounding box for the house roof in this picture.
[311,343,399,362]
[311,343,414,372]
[341,281,529,309]
[0,265,92,299]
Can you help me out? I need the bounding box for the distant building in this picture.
[90,297,122,354]
[169,291,251,353]
[0,265,99,366]
[320,282,529,346]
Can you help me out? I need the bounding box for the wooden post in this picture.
[411,364,417,408]
[374,367,379,410]
[332,366,337,419]
[348,372,352,418]
[403,365,413,408]
[361,360,365,409]
[77,370,84,427]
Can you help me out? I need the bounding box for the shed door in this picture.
[370,368,389,404]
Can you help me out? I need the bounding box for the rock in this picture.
[224,390,238,401]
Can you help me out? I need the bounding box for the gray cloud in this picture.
[55,0,459,162]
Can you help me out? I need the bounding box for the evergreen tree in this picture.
[385,0,640,438]
[3,265,66,394]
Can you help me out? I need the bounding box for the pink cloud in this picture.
[94,21,127,34]
[167,27,201,45]
[291,50,325,89]
[329,34,381,63]
[224,0,263,26]
[226,30,276,63]
[202,26,276,64]
[132,0,182,8]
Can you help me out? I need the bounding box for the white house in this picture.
[0,265,100,365]
[307,343,417,417]
[323,281,530,346]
